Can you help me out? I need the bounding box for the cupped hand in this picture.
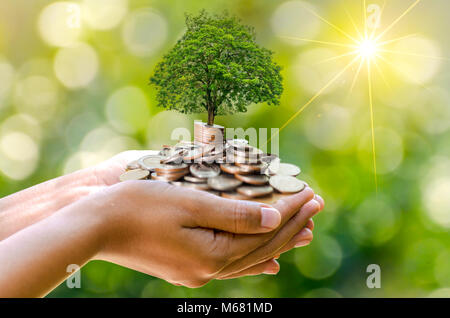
[86,178,323,288]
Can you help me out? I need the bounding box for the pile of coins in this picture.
[120,127,306,204]
[194,121,225,146]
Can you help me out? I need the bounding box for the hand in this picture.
[90,180,323,287]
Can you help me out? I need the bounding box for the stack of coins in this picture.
[120,135,306,204]
[194,121,225,146]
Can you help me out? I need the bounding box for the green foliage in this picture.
[150,11,283,125]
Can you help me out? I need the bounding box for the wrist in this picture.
[0,167,104,241]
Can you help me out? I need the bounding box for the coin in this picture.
[260,153,279,164]
[208,175,242,191]
[235,162,266,174]
[119,169,150,182]
[151,171,187,181]
[269,175,305,193]
[220,163,241,175]
[184,175,207,183]
[227,139,249,150]
[138,155,165,171]
[236,185,273,198]
[268,162,301,176]
[126,160,140,171]
[221,191,250,200]
[161,149,187,164]
[235,174,269,185]
[155,163,189,174]
[190,163,220,178]
[183,144,215,162]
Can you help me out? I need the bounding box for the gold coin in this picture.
[269,175,305,193]
[236,185,273,198]
[208,175,242,191]
[119,169,150,182]
[235,174,269,185]
[268,162,301,176]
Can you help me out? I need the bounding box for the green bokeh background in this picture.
[0,0,449,297]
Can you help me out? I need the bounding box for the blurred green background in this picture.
[0,0,449,297]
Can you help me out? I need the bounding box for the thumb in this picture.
[191,195,281,234]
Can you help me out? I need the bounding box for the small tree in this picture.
[150,11,283,126]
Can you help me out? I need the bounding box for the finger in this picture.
[189,193,281,234]
[210,188,316,259]
[218,199,321,276]
[274,222,314,260]
[214,188,316,258]
[306,218,314,231]
[273,188,315,228]
[217,259,280,279]
[315,194,325,210]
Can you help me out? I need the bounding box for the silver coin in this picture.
[268,162,301,176]
[235,174,269,185]
[269,175,305,193]
[208,175,242,191]
[138,155,165,171]
[236,185,273,198]
[119,169,149,182]
[190,163,221,178]
[184,175,207,183]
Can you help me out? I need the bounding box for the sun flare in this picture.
[270,0,448,191]
[358,38,378,59]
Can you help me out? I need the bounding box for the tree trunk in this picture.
[207,108,215,126]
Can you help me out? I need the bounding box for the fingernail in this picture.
[315,194,324,209]
[311,199,321,216]
[264,263,279,275]
[298,227,311,238]
[261,207,281,230]
[295,240,311,248]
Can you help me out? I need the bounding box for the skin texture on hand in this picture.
[0,151,324,296]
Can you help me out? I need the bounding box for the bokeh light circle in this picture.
[54,43,99,89]
[1,114,42,142]
[0,131,39,180]
[105,86,150,134]
[292,48,347,95]
[64,125,140,174]
[348,194,400,246]
[38,2,83,47]
[13,75,59,122]
[122,9,168,57]
[147,111,192,149]
[271,1,321,46]
[294,234,342,280]
[389,36,441,85]
[0,59,15,105]
[422,157,450,229]
[304,103,353,150]
[358,127,404,174]
[82,0,128,30]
